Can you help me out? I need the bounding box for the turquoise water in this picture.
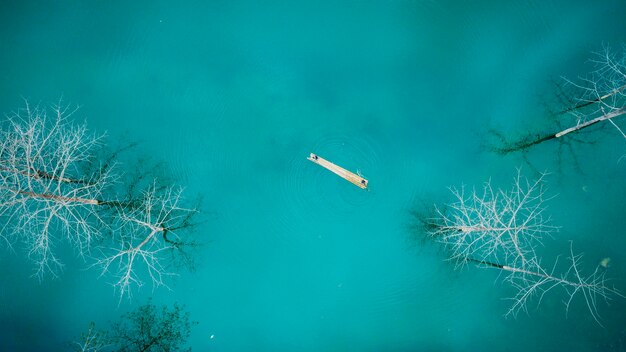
[1,0,626,350]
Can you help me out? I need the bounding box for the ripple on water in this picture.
[358,256,470,329]
[275,132,385,237]
[162,90,230,186]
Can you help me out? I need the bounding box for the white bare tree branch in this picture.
[0,101,198,298]
[95,183,197,299]
[0,102,112,279]
[427,171,622,323]
[491,46,626,155]
[495,243,622,326]
[560,45,626,139]
[429,170,556,270]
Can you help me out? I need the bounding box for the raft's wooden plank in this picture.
[307,153,368,189]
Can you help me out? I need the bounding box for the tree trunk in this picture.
[555,108,626,138]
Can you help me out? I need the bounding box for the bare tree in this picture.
[0,101,199,298]
[428,170,554,270]
[491,46,626,155]
[0,102,113,278]
[469,246,619,325]
[95,183,198,298]
[423,171,622,323]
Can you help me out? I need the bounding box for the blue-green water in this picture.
[1,1,626,351]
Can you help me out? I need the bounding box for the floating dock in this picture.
[307,153,368,189]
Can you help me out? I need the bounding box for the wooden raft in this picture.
[307,153,368,189]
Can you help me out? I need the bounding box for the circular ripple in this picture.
[163,90,230,186]
[278,132,385,232]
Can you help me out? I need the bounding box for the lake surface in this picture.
[1,1,626,351]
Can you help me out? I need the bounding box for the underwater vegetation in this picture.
[72,300,196,351]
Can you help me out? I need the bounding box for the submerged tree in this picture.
[491,46,626,155]
[420,170,622,324]
[73,301,196,352]
[73,322,111,352]
[0,101,199,298]
[428,170,554,269]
